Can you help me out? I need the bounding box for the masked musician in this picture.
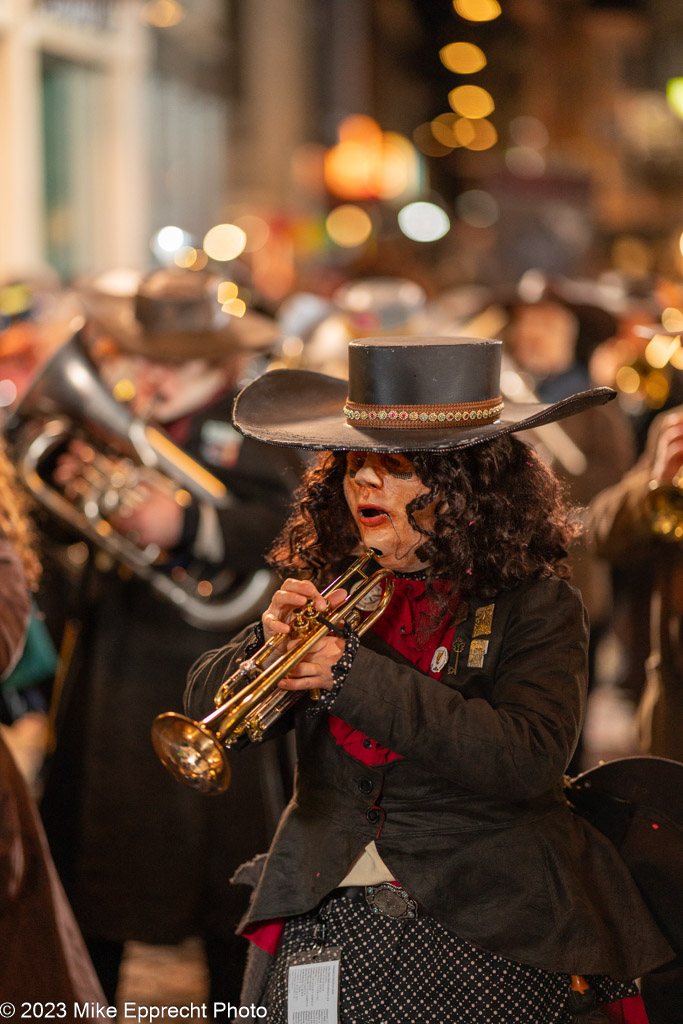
[185,337,674,1024]
[35,269,303,1012]
[586,406,683,1024]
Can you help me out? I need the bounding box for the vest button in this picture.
[362,738,373,749]
[358,778,373,794]
[366,807,381,824]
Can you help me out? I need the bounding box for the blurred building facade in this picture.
[2,0,683,296]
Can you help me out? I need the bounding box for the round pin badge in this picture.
[430,645,449,674]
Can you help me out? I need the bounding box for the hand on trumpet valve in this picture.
[262,579,348,691]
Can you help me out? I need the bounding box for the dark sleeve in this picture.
[182,416,303,576]
[585,412,667,565]
[184,623,261,720]
[0,535,31,677]
[330,577,588,800]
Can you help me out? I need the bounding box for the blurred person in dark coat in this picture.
[586,406,683,1024]
[33,270,303,1013]
[0,436,106,1011]
[504,289,636,769]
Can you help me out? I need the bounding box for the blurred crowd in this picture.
[2,259,683,1017]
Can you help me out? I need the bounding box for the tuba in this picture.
[7,328,277,630]
[152,549,395,793]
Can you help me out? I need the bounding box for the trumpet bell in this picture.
[152,712,231,794]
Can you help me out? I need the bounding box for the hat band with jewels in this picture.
[343,395,504,429]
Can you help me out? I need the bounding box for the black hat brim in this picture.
[233,368,617,452]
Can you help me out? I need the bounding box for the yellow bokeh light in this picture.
[324,141,382,200]
[202,224,247,262]
[449,85,495,119]
[671,346,683,370]
[431,113,459,147]
[112,378,136,403]
[190,250,209,271]
[140,0,185,28]
[662,307,683,333]
[645,334,681,369]
[222,298,247,318]
[615,365,641,395]
[453,0,501,21]
[455,118,497,150]
[326,205,373,248]
[174,246,198,269]
[379,132,420,200]
[217,281,239,304]
[440,42,487,74]
[338,114,382,144]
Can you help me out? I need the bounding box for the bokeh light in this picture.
[454,118,497,150]
[217,281,239,304]
[449,85,495,119]
[439,42,487,74]
[431,113,459,147]
[222,298,247,318]
[662,307,683,333]
[202,223,247,262]
[453,0,501,23]
[325,205,373,248]
[666,78,683,120]
[140,0,185,28]
[398,202,450,243]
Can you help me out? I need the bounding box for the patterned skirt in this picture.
[262,891,637,1024]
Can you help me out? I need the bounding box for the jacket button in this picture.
[366,807,381,824]
[358,778,373,794]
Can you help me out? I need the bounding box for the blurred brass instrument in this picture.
[151,549,395,794]
[643,475,683,543]
[8,330,276,630]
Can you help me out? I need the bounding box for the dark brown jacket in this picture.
[1,535,105,1008]
[186,574,673,979]
[586,406,683,760]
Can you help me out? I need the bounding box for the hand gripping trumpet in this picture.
[151,549,395,794]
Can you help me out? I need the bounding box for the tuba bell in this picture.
[152,549,395,793]
[7,328,277,630]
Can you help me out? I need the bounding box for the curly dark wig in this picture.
[268,434,579,600]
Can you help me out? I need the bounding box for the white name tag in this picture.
[287,956,340,1024]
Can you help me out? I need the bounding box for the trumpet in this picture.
[643,477,683,542]
[151,549,395,794]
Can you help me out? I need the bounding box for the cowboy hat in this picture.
[232,335,616,453]
[77,267,280,362]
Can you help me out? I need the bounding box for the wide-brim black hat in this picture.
[77,267,280,362]
[233,335,616,452]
